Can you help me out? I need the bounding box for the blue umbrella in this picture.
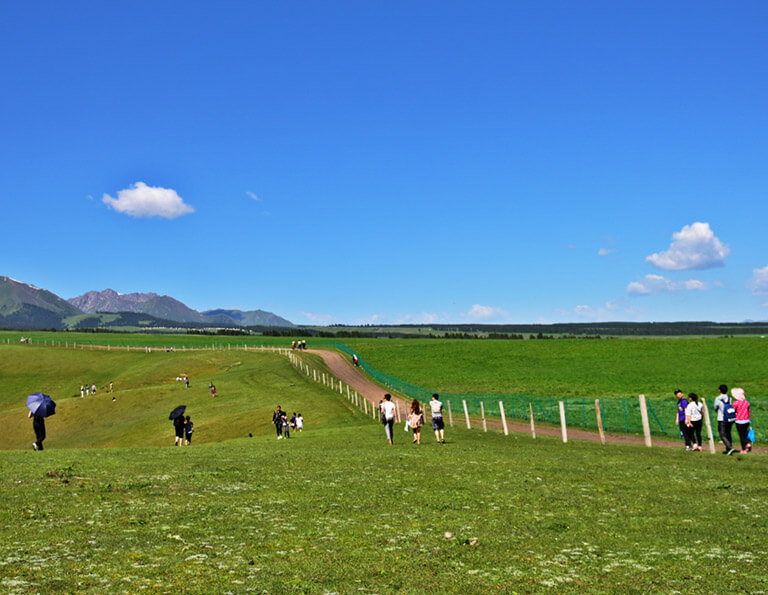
[26,393,56,417]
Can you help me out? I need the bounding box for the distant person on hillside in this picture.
[296,413,304,432]
[429,393,446,444]
[80,385,85,398]
[281,411,291,439]
[184,376,189,389]
[290,412,297,433]
[353,354,359,366]
[732,388,752,453]
[91,384,96,396]
[29,410,46,451]
[713,384,735,455]
[685,393,704,451]
[380,394,396,445]
[209,383,216,398]
[273,406,284,439]
[291,341,296,349]
[85,384,90,397]
[173,414,186,446]
[674,390,692,451]
[185,415,194,445]
[408,400,424,445]
[301,340,306,350]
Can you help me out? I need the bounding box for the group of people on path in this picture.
[271,405,303,439]
[291,340,307,350]
[379,393,446,446]
[675,385,752,454]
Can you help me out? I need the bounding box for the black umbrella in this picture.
[169,405,186,420]
[26,393,56,417]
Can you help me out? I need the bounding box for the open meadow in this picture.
[1,337,766,593]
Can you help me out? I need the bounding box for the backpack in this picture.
[723,400,737,423]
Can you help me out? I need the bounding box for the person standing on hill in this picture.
[429,393,446,444]
[173,414,186,446]
[685,393,704,451]
[408,400,424,445]
[272,405,284,439]
[380,394,396,445]
[29,410,46,451]
[713,384,735,455]
[674,390,693,451]
[184,415,194,445]
[732,388,752,453]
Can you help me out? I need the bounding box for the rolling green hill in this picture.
[0,345,357,450]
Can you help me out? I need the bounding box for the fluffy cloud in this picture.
[748,266,768,295]
[299,312,338,324]
[102,182,194,219]
[645,222,729,270]
[246,191,260,201]
[627,274,707,296]
[598,248,614,257]
[465,304,511,321]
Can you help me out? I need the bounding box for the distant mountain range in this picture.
[0,276,293,330]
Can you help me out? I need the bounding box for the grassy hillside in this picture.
[0,345,358,450]
[341,337,768,399]
[1,427,766,592]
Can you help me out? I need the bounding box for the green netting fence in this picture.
[336,342,765,441]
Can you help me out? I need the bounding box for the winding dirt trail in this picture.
[309,348,764,453]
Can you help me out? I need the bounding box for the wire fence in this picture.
[335,342,765,442]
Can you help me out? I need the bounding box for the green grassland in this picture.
[340,337,768,399]
[0,341,767,592]
[0,345,357,450]
[2,425,767,592]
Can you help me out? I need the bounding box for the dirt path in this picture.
[309,349,764,453]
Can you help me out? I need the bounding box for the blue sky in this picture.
[2,1,767,325]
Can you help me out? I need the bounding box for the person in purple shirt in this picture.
[674,389,693,451]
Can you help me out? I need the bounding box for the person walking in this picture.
[173,414,186,446]
[272,405,284,439]
[184,415,194,445]
[408,400,424,445]
[29,410,46,451]
[732,388,752,453]
[713,384,735,455]
[675,390,693,450]
[685,393,704,451]
[380,394,396,445]
[429,393,446,443]
[296,413,304,432]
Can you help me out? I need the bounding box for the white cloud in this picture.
[598,248,613,257]
[465,304,511,321]
[246,191,260,201]
[627,274,708,296]
[299,312,338,325]
[645,222,729,270]
[748,265,768,295]
[102,182,194,219]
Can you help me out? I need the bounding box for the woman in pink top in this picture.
[732,387,752,453]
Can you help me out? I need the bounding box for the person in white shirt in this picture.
[429,393,446,444]
[379,393,397,445]
[685,393,704,451]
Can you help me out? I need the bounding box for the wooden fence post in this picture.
[480,401,487,432]
[639,394,652,447]
[529,403,536,439]
[595,399,606,445]
[702,398,716,454]
[499,401,509,436]
[447,400,454,428]
[462,400,471,429]
[559,400,568,443]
